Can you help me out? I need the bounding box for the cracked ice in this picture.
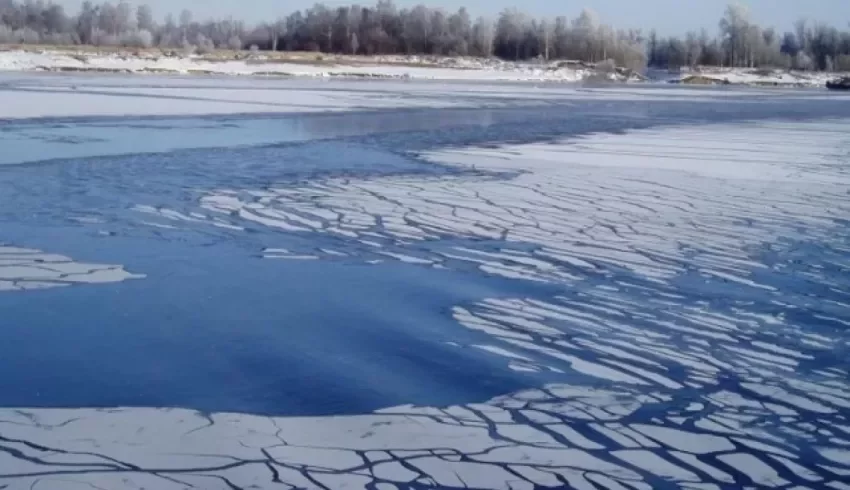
[2,119,850,489]
[0,246,144,291]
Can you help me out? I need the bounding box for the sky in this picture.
[55,0,850,35]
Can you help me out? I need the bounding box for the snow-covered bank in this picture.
[2,49,847,87]
[671,67,846,88]
[0,48,638,82]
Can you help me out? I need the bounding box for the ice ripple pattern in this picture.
[3,120,850,489]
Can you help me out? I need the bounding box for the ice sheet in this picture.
[3,117,849,488]
[2,381,848,489]
[2,68,828,120]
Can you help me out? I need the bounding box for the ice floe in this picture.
[0,245,144,291]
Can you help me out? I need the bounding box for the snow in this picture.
[673,67,846,87]
[0,48,598,82]
[3,50,844,89]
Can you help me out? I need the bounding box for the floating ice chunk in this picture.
[717,453,789,487]
[817,448,850,465]
[548,424,605,450]
[473,344,532,361]
[670,451,735,483]
[377,251,433,264]
[0,245,143,292]
[631,424,735,454]
[613,450,700,481]
[741,383,835,414]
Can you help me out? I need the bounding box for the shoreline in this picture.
[0,47,846,88]
[0,47,609,83]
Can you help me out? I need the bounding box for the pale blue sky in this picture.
[57,0,850,35]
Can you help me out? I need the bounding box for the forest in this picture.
[1,0,849,72]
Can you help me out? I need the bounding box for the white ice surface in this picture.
[0,71,795,120]
[0,77,470,119]
[4,74,816,168]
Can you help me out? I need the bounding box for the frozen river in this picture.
[0,74,849,489]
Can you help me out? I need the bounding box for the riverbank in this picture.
[0,47,638,83]
[670,67,845,88]
[2,46,845,88]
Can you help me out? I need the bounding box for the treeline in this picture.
[1,0,849,71]
[648,5,850,71]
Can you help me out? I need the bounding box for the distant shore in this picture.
[0,46,623,83]
[0,46,845,88]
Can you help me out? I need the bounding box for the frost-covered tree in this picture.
[471,16,493,57]
[0,0,848,71]
[794,51,814,70]
[685,31,702,67]
[123,28,152,47]
[448,7,471,55]
[495,8,528,60]
[44,4,70,34]
[571,9,598,61]
[835,54,850,71]
[719,3,750,66]
[135,4,153,32]
[179,9,191,30]
[227,34,241,50]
